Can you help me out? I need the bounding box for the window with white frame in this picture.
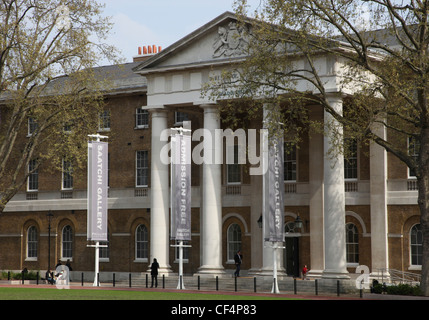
[174,241,190,262]
[136,108,149,128]
[345,223,359,264]
[99,232,109,260]
[62,225,73,259]
[27,226,38,259]
[28,117,38,136]
[284,142,297,181]
[99,110,110,131]
[227,223,242,262]
[62,159,73,190]
[136,151,149,187]
[27,159,39,191]
[408,137,419,178]
[227,145,241,184]
[175,111,189,125]
[410,224,423,266]
[344,138,358,180]
[136,224,148,260]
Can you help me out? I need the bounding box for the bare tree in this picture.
[0,0,121,212]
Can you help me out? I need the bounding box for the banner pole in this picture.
[93,241,100,286]
[87,134,108,288]
[177,240,184,290]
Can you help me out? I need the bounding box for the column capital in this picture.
[198,104,218,112]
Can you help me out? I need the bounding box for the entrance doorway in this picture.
[284,236,299,277]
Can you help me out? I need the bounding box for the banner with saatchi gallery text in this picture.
[87,141,108,242]
[170,132,192,241]
[263,133,285,243]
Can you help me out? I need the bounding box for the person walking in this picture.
[150,258,160,288]
[234,250,242,277]
[302,265,308,280]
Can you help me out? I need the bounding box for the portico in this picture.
[133,12,357,279]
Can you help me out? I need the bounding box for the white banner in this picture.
[263,134,285,242]
[171,132,192,241]
[87,141,108,242]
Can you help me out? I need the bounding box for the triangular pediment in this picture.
[133,11,251,74]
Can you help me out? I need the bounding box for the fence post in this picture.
[293,278,296,294]
[254,277,257,293]
[113,273,115,287]
[315,279,318,295]
[7,271,10,281]
[146,274,148,288]
[129,273,132,288]
[36,272,39,285]
[216,276,219,291]
[337,280,340,296]
[198,275,200,290]
[21,270,24,284]
[235,276,237,292]
[162,274,165,289]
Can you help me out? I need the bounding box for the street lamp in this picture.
[46,211,53,271]
[294,214,303,230]
[257,215,263,229]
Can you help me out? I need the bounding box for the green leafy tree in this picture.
[205,0,429,295]
[0,0,121,212]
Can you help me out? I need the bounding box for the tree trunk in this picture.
[418,129,429,296]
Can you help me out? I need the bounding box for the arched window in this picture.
[411,224,423,266]
[62,225,73,259]
[345,223,359,264]
[136,224,148,260]
[227,224,242,262]
[27,226,38,259]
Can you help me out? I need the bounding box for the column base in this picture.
[322,269,350,279]
[195,265,226,278]
[307,269,324,278]
[256,267,287,278]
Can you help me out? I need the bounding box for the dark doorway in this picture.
[285,237,299,277]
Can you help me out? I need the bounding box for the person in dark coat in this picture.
[150,258,160,288]
[234,250,242,277]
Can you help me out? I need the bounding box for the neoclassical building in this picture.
[0,12,422,280]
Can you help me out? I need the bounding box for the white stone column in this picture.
[370,122,389,277]
[322,94,349,279]
[308,105,325,277]
[197,104,225,276]
[150,108,172,274]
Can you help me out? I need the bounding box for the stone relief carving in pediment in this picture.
[213,22,249,58]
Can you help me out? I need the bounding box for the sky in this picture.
[98,0,263,65]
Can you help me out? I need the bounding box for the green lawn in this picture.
[0,287,297,300]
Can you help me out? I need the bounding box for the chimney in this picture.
[133,45,162,62]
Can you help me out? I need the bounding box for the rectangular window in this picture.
[136,151,149,187]
[227,145,241,184]
[28,117,38,136]
[408,137,419,178]
[284,142,297,181]
[28,159,38,191]
[136,108,149,128]
[344,139,358,180]
[175,111,189,125]
[62,159,73,190]
[175,241,190,261]
[99,110,110,131]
